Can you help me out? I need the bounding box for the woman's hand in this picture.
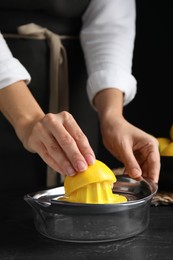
[0,81,95,176]
[94,88,160,183]
[100,115,160,183]
[22,111,96,176]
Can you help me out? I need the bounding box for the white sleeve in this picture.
[0,33,31,89]
[80,0,137,106]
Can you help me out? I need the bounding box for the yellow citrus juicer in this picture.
[57,159,127,204]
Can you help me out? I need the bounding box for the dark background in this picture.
[125,0,172,138]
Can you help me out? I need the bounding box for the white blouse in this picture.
[0,33,31,88]
[0,0,137,106]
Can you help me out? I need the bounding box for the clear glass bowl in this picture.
[24,176,157,243]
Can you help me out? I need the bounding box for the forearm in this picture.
[94,88,124,122]
[0,80,45,142]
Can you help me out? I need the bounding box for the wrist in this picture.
[94,88,124,120]
[15,113,45,148]
[0,81,45,147]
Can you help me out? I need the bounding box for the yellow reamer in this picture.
[58,159,127,204]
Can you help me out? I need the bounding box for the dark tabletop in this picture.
[0,190,173,260]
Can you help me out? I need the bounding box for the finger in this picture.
[136,138,160,183]
[36,141,63,173]
[36,126,83,176]
[146,149,160,183]
[28,122,77,176]
[119,145,142,180]
[62,113,95,165]
[46,112,95,168]
[42,113,91,173]
[34,137,79,176]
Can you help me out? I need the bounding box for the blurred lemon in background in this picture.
[157,137,171,154]
[170,124,173,141]
[156,124,173,156]
[161,142,173,156]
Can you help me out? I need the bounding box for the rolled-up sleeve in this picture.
[0,33,31,89]
[80,0,137,106]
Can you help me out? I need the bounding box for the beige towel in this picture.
[151,191,173,206]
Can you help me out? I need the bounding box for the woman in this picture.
[0,0,160,183]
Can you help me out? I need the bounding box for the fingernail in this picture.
[76,161,87,172]
[66,166,75,176]
[85,154,95,165]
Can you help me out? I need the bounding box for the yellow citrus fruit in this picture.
[157,137,171,154]
[58,159,127,204]
[160,142,173,156]
[170,124,173,141]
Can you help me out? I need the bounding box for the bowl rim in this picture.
[24,176,158,215]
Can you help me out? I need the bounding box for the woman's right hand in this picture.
[22,111,96,176]
[0,81,95,176]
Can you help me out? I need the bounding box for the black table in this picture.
[0,190,173,260]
